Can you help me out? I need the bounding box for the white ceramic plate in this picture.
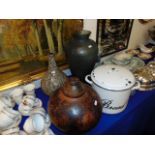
[104,57,145,72]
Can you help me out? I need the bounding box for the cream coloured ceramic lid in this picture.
[91,65,136,90]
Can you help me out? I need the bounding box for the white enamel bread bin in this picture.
[85,65,140,114]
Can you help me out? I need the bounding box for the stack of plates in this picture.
[134,61,155,91]
[103,55,145,72]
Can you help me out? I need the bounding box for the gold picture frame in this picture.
[0,19,83,91]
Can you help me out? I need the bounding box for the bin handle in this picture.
[85,75,93,85]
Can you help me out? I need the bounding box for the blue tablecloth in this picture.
[16,42,155,135]
[22,88,155,135]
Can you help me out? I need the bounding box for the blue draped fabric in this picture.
[18,88,155,135]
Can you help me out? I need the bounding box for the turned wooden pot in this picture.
[48,77,102,134]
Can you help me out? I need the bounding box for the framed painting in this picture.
[96,19,133,57]
[0,19,83,91]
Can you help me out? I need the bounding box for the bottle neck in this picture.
[48,53,57,71]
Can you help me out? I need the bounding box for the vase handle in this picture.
[85,75,93,85]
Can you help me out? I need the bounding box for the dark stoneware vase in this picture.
[65,30,98,81]
[48,77,102,134]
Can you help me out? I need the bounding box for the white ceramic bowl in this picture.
[23,113,46,134]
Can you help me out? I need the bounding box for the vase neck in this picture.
[74,30,91,40]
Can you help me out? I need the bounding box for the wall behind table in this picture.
[84,19,155,61]
[1,19,155,95]
[128,19,155,49]
[84,19,155,49]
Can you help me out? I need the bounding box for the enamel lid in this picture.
[91,65,136,90]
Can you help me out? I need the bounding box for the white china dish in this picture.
[104,56,145,72]
[23,83,36,96]
[18,95,43,116]
[111,52,133,65]
[18,104,32,116]
[23,113,46,134]
[126,49,140,56]
[1,127,20,135]
[0,96,15,111]
[0,107,22,131]
[10,88,24,105]
[137,53,152,60]
[139,44,153,53]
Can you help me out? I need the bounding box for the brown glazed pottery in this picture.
[48,77,102,134]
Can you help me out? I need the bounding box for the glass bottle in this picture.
[41,52,67,96]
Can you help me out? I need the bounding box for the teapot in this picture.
[48,77,102,134]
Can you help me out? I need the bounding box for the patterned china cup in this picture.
[22,95,42,108]
[10,88,24,105]
[18,95,43,116]
[18,103,33,116]
[22,95,36,107]
[0,96,15,112]
[23,83,36,96]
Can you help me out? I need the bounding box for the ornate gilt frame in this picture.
[0,19,83,92]
[0,64,68,92]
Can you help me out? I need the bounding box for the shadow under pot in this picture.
[85,65,141,114]
[48,77,102,134]
[64,30,98,81]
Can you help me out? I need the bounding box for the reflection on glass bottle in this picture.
[41,52,67,96]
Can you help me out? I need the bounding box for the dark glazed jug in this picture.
[48,77,102,134]
[65,30,98,81]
